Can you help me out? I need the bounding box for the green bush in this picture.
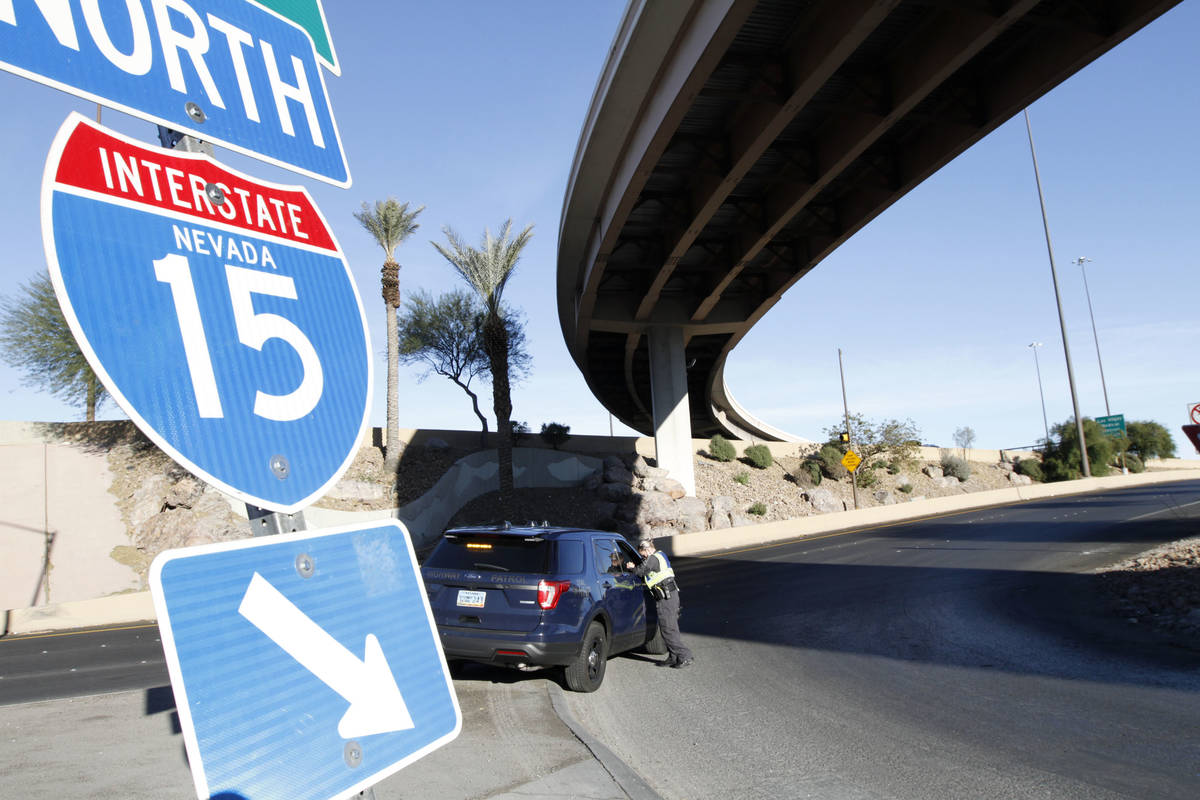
[1014,458,1043,482]
[510,420,530,444]
[748,501,767,516]
[817,444,848,480]
[898,483,914,494]
[856,468,878,488]
[941,454,971,482]
[804,460,822,486]
[539,422,570,450]
[744,444,773,469]
[709,434,736,462]
[1041,418,1116,481]
[1124,454,1145,473]
[733,471,750,486]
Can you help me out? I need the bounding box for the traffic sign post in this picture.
[840,449,862,473]
[151,520,462,800]
[1189,403,1200,426]
[42,113,370,512]
[1,0,350,185]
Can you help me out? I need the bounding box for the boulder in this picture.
[652,478,686,499]
[604,463,635,486]
[873,490,897,506]
[635,491,677,525]
[709,510,732,529]
[730,513,756,527]
[895,474,913,490]
[805,487,843,514]
[165,474,205,509]
[326,479,387,503]
[711,495,736,516]
[583,471,603,491]
[630,455,651,477]
[597,482,633,502]
[923,465,944,479]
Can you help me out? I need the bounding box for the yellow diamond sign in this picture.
[841,449,862,472]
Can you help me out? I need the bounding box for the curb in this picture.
[6,470,1199,637]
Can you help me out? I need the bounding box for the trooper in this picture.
[627,537,694,669]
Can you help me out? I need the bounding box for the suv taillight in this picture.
[537,579,570,610]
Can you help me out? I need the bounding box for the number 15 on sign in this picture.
[43,113,371,512]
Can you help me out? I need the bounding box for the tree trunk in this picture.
[453,378,489,450]
[86,373,97,422]
[382,259,402,472]
[486,313,513,517]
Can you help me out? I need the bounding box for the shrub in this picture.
[709,434,736,462]
[817,444,849,480]
[803,460,822,486]
[941,454,971,482]
[898,483,914,494]
[539,422,571,450]
[510,420,530,444]
[744,444,773,469]
[1013,458,1043,482]
[856,467,878,488]
[1124,454,1145,473]
[748,501,767,516]
[733,471,750,486]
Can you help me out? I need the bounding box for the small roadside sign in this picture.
[42,113,370,512]
[1189,403,1200,426]
[1097,414,1126,438]
[151,520,462,800]
[1183,425,1200,454]
[841,449,862,473]
[1,0,349,185]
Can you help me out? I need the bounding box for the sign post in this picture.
[42,113,370,512]
[151,520,462,800]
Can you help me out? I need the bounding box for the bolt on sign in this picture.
[0,0,349,186]
[42,113,370,512]
[841,449,862,473]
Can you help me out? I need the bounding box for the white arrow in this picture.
[237,572,414,738]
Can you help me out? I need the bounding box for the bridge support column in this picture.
[648,327,695,496]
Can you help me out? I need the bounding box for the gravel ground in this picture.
[1096,536,1200,639]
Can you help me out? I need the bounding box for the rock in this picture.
[603,455,624,472]
[636,491,677,525]
[709,510,732,529]
[805,487,843,514]
[593,501,618,523]
[711,495,736,515]
[644,466,669,480]
[630,455,651,477]
[604,464,635,485]
[873,490,896,505]
[653,478,686,499]
[730,513,756,527]
[675,496,707,518]
[923,465,944,479]
[165,475,204,509]
[616,500,639,522]
[895,474,912,490]
[597,482,633,502]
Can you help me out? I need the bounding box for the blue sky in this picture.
[1,1,1197,458]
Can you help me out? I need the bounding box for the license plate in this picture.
[457,590,486,608]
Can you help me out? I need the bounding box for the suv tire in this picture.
[564,621,608,692]
[643,624,668,655]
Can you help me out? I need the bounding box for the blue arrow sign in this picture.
[151,520,462,800]
[1,0,349,186]
[42,113,369,512]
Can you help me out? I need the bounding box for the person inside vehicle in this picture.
[626,537,694,668]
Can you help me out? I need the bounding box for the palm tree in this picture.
[432,220,534,516]
[354,199,424,472]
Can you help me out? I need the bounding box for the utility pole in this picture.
[1024,109,1090,477]
[838,348,858,510]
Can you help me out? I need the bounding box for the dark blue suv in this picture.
[420,524,666,692]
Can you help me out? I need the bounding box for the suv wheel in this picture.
[564,621,608,692]
[643,624,668,655]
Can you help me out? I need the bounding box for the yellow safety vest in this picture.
[643,551,676,590]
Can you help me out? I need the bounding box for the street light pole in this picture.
[1024,109,1090,476]
[1029,342,1050,447]
[1073,256,1111,416]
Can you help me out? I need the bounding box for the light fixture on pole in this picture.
[1024,109,1090,476]
[1072,256,1111,416]
[1028,342,1050,447]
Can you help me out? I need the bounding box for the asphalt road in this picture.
[4,482,1199,799]
[565,481,1200,800]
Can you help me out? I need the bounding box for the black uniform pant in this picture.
[656,591,692,662]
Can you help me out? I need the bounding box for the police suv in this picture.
[421,524,667,692]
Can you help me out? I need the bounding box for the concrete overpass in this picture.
[557,0,1182,494]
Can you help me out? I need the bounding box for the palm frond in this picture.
[431,219,534,314]
[354,198,425,259]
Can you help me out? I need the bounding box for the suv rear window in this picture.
[425,534,551,574]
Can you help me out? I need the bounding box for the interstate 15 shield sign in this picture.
[42,113,370,512]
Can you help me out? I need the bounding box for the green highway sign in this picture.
[1097,414,1126,437]
[257,0,339,74]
